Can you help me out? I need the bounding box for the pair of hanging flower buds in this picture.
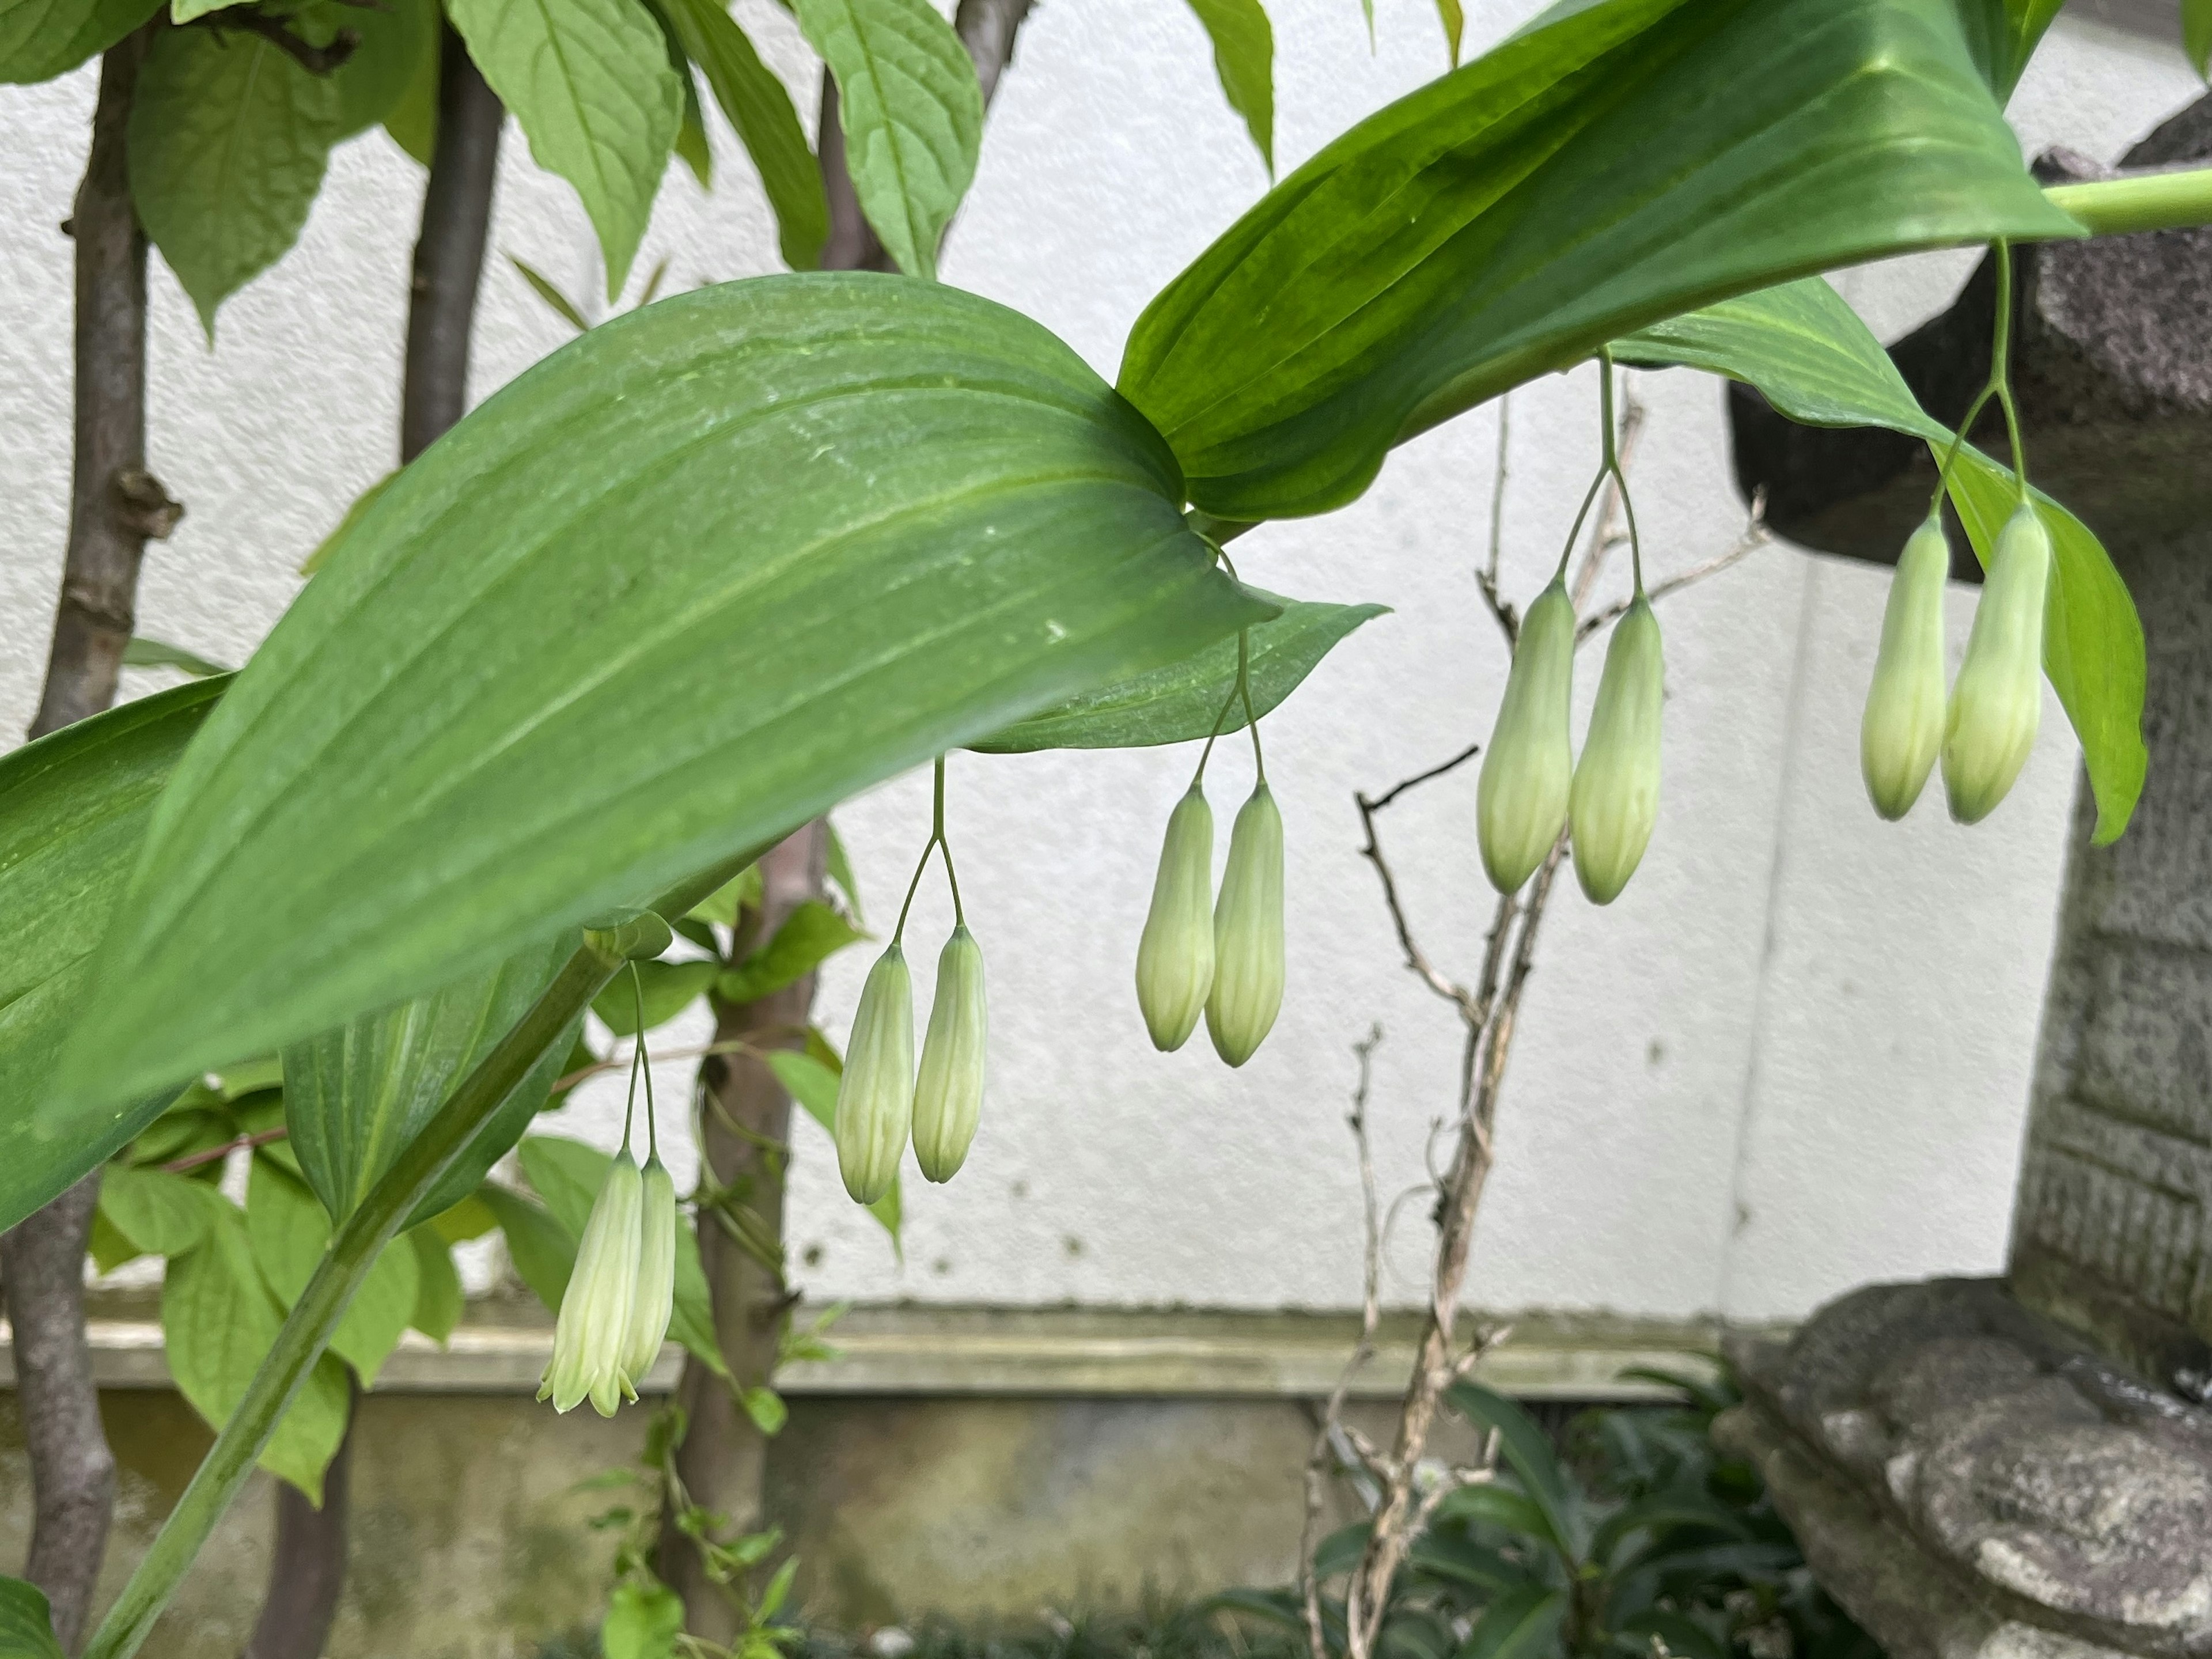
[1859,502,2050,824]
[540,966,678,1418]
[834,759,988,1204]
[1134,631,1287,1066]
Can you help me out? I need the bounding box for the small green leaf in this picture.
[2190,0,2212,78]
[1446,1381,1581,1556]
[1184,0,1274,172]
[300,472,399,576]
[1434,0,1463,64]
[594,958,720,1035]
[128,23,345,335]
[669,1217,730,1380]
[446,0,682,296]
[123,635,232,678]
[766,1050,899,1241]
[0,1575,65,1659]
[642,0,713,190]
[383,7,440,164]
[1455,1584,1565,1659]
[975,592,1383,752]
[430,1191,499,1244]
[717,901,865,1005]
[602,1580,685,1659]
[479,1185,575,1310]
[91,1205,143,1274]
[331,1230,420,1387]
[688,864,762,929]
[0,0,158,86]
[756,1555,797,1621]
[791,0,982,281]
[98,1163,222,1257]
[509,253,592,334]
[740,1384,787,1436]
[319,0,434,136]
[516,1135,607,1237]
[665,0,827,269]
[408,1225,464,1343]
[244,1157,330,1308]
[824,824,861,923]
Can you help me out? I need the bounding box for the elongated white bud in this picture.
[913,925,987,1183]
[1135,787,1215,1051]
[834,945,914,1205]
[538,1151,642,1417]
[1206,784,1285,1068]
[1861,516,1952,820]
[1569,596,1663,905]
[619,1156,677,1389]
[1478,578,1575,893]
[1942,503,2050,824]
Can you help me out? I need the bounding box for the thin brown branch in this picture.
[1576,492,1771,643]
[191,9,361,75]
[401,24,502,461]
[159,1127,287,1176]
[1476,396,1516,645]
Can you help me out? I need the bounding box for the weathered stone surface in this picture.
[1728,1279,2212,1658]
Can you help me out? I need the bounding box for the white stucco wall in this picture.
[2,2,2199,1326]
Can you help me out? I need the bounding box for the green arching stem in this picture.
[893,755,963,943]
[1597,346,1647,594]
[622,961,646,1153]
[81,847,765,1659]
[2045,166,2212,237]
[1929,240,2030,513]
[1238,628,1265,782]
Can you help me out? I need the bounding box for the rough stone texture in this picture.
[1730,96,2212,1382]
[1726,1280,2212,1659]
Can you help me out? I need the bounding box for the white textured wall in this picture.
[2,3,2198,1325]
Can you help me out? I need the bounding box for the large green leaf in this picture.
[1456,1583,1566,1659]
[285,934,577,1225]
[320,0,437,138]
[767,1048,899,1238]
[974,592,1385,752]
[127,24,344,336]
[0,1578,63,1659]
[478,1185,575,1308]
[793,0,982,281]
[593,957,719,1035]
[715,900,865,1004]
[161,1203,350,1501]
[0,679,224,1234]
[1185,0,1274,172]
[47,275,1262,1137]
[446,0,682,297]
[1446,1381,1581,1559]
[1613,276,2147,841]
[1118,0,2080,521]
[665,0,828,270]
[0,0,157,85]
[245,1157,422,1388]
[97,1164,225,1257]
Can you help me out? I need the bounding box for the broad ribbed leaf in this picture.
[1185,0,1274,171]
[666,0,828,270]
[408,1225,464,1342]
[1457,1584,1566,1659]
[246,1157,422,1387]
[0,680,223,1233]
[793,0,982,281]
[1119,0,2080,521]
[285,935,577,1225]
[48,276,1262,1132]
[98,1164,224,1257]
[1613,276,2146,841]
[975,590,1382,751]
[446,0,681,297]
[128,25,343,335]
[0,0,156,84]
[0,1578,63,1659]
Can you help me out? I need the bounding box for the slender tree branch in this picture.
[401,25,503,464]
[1578,493,1769,642]
[241,1378,359,1659]
[158,1127,288,1175]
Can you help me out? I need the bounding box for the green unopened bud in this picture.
[834,945,914,1205]
[1135,786,1215,1051]
[1569,596,1663,905]
[539,1150,642,1417]
[1942,503,2050,824]
[1206,784,1285,1068]
[1478,578,1575,893]
[913,926,987,1183]
[1861,516,1952,820]
[619,1156,677,1388]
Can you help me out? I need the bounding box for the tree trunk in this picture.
[7,28,171,1649]
[662,7,1035,1633]
[243,35,503,1659]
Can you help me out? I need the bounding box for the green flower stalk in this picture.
[619,1156,677,1388]
[1206,783,1285,1067]
[834,945,914,1205]
[1135,786,1215,1051]
[538,1150,642,1417]
[913,925,987,1183]
[1861,516,1953,820]
[1942,502,2051,824]
[1569,596,1664,904]
[1478,578,1576,893]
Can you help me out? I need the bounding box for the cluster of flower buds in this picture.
[1135,779,1285,1066]
[539,1150,677,1416]
[835,926,987,1200]
[1860,504,2050,823]
[1477,578,1666,905]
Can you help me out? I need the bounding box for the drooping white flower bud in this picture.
[539,1150,642,1417]
[834,945,914,1205]
[1942,503,2050,824]
[619,1155,677,1389]
[1861,516,1952,820]
[1569,596,1664,905]
[1206,783,1285,1068]
[1135,786,1215,1051]
[1478,578,1575,893]
[912,925,987,1184]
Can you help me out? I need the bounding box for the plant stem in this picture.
[2044,165,2212,237]
[82,856,755,1659]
